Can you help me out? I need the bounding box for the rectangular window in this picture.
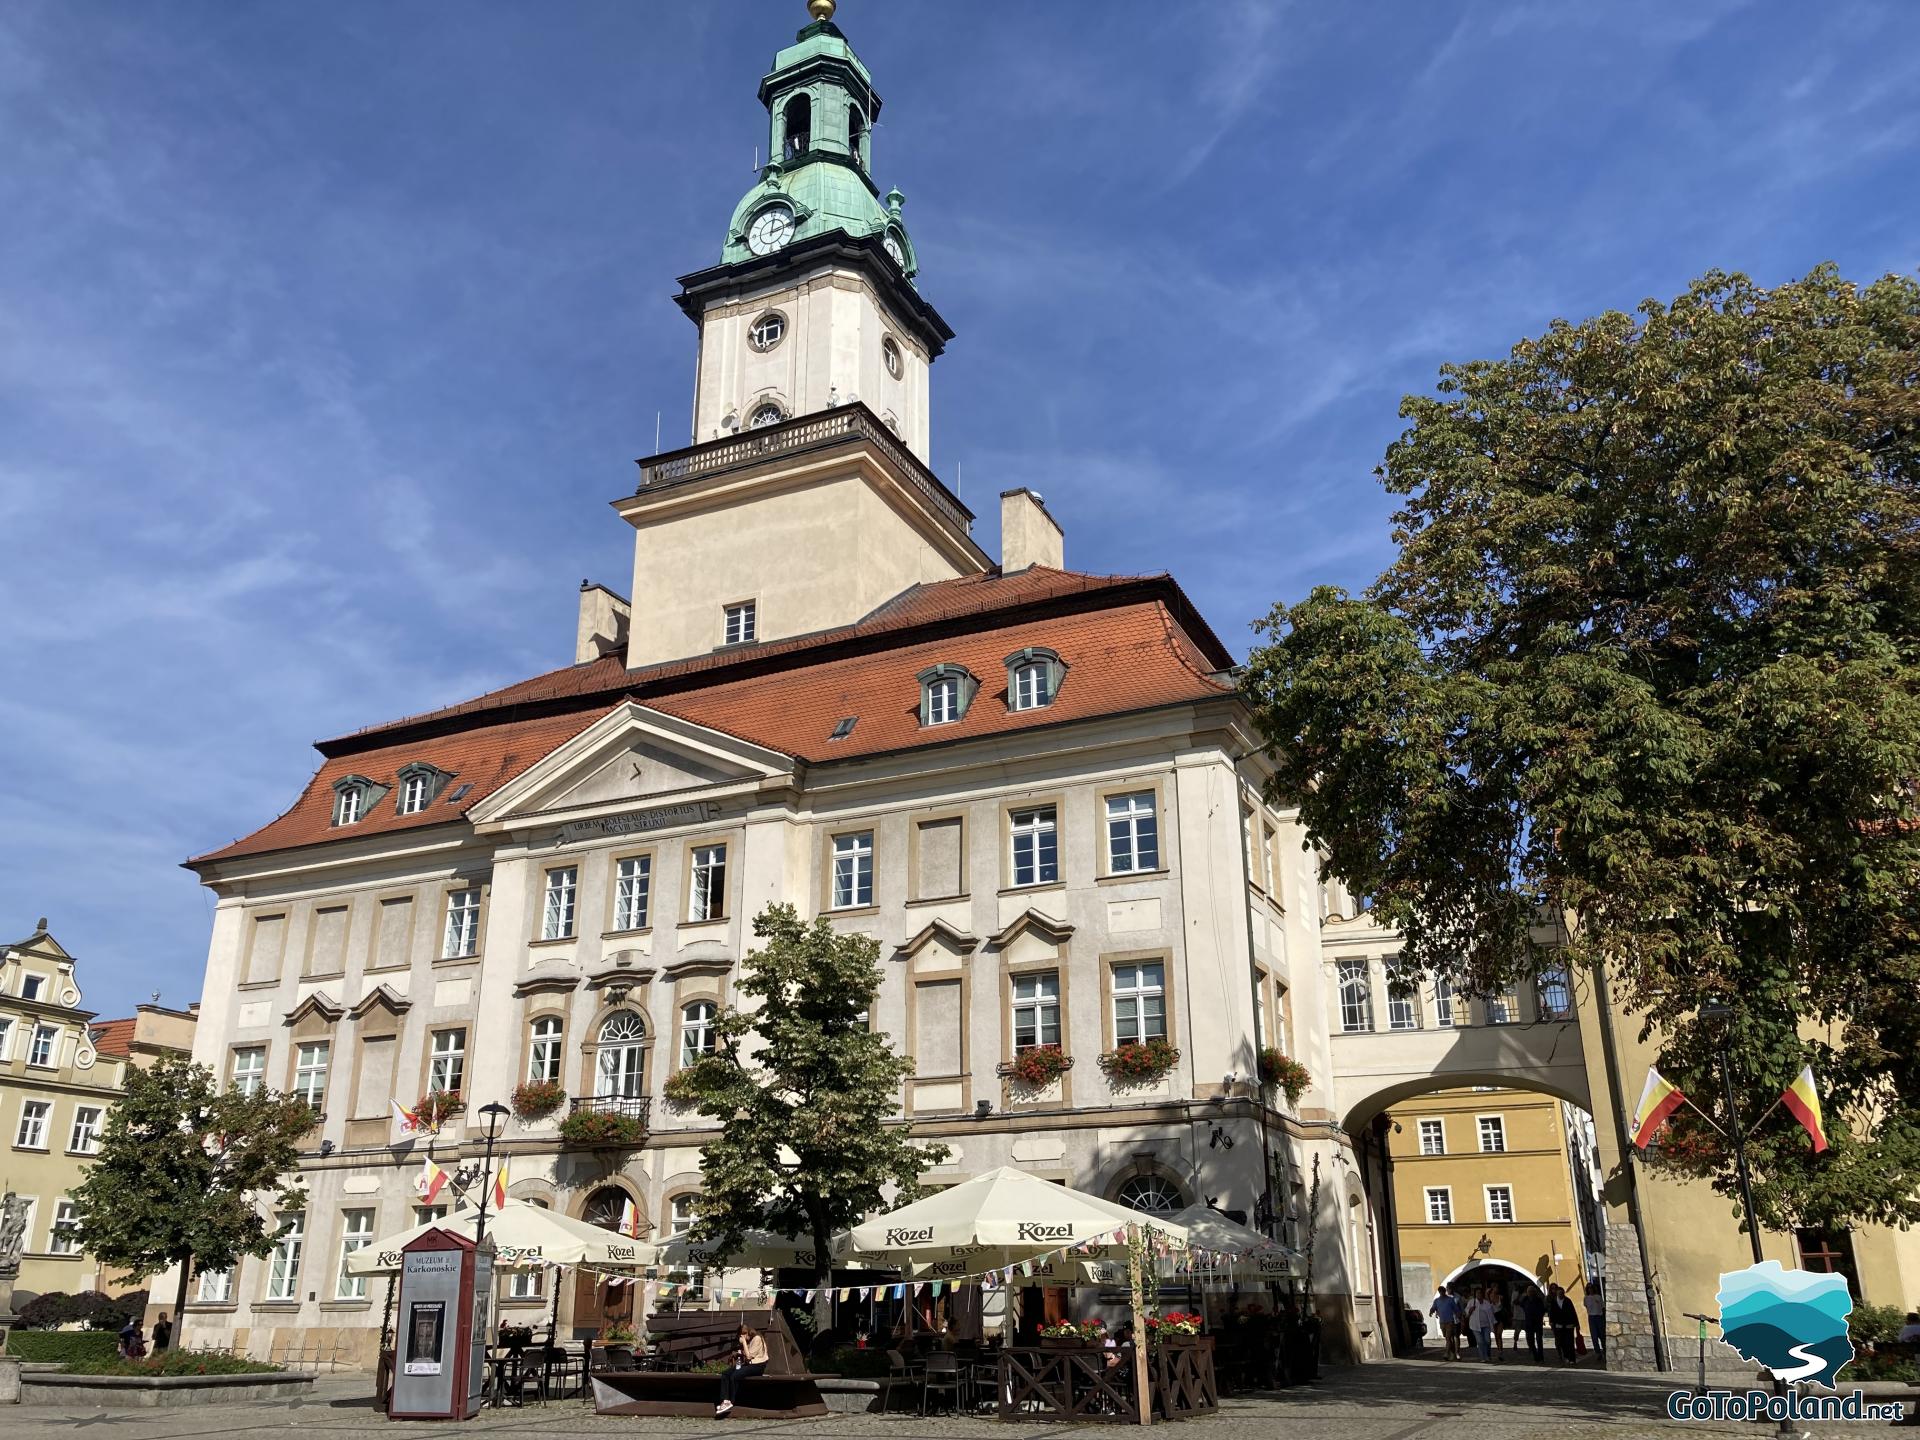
[1417,1119,1446,1156]
[1337,961,1373,1033]
[197,1267,233,1304]
[1485,1186,1515,1224]
[294,1042,330,1112]
[1260,823,1278,894]
[1009,806,1058,887]
[613,856,651,931]
[1011,971,1061,1051]
[679,1002,717,1067]
[724,601,756,645]
[0,1017,11,1061]
[415,1205,449,1226]
[541,867,578,940]
[1486,987,1519,1025]
[831,832,874,909]
[16,1099,50,1148]
[442,888,481,958]
[21,974,44,1001]
[50,1200,81,1254]
[1478,1116,1507,1153]
[337,1209,374,1299]
[1434,975,1455,1028]
[1111,961,1166,1045]
[528,1017,563,1083]
[1424,1187,1453,1225]
[689,844,727,922]
[429,1029,467,1096]
[267,1213,304,1300]
[398,773,430,815]
[508,1262,544,1299]
[669,1195,705,1300]
[1106,792,1159,874]
[68,1106,103,1154]
[1012,661,1052,710]
[335,788,361,826]
[1387,988,1420,1031]
[925,676,960,724]
[28,1024,56,1067]
[231,1047,267,1097]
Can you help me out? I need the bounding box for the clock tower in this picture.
[618,1,985,669]
[676,0,949,462]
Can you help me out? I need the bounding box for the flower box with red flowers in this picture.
[1097,1038,1181,1085]
[412,1089,463,1130]
[1255,1048,1311,1106]
[1001,1044,1072,1088]
[510,1079,566,1121]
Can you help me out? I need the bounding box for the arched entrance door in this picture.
[572,1186,640,1337]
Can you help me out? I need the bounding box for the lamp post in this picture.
[473,1102,511,1255]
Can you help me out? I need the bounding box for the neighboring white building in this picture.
[181,3,1381,1370]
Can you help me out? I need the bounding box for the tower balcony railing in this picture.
[636,401,971,535]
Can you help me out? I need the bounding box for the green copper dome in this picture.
[719,14,919,282]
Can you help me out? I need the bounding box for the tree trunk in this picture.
[172,1254,191,1344]
[811,1208,834,1338]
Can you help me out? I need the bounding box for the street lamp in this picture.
[473,1102,511,1255]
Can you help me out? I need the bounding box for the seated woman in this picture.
[715,1321,769,1417]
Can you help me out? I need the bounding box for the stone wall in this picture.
[1600,1219,1664,1372]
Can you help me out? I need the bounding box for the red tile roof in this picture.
[90,1018,135,1059]
[192,569,1235,867]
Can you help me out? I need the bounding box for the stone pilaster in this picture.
[1601,1218,1665,1372]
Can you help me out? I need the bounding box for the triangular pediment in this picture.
[469,701,796,830]
[987,908,1074,952]
[349,985,411,1022]
[892,918,980,964]
[284,992,345,1026]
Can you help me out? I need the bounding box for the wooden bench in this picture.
[590,1309,828,1419]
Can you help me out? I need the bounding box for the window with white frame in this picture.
[723,601,757,645]
[1011,660,1053,710]
[1106,792,1159,873]
[28,1024,56,1067]
[747,403,784,430]
[230,1047,266,1097]
[1537,964,1573,1020]
[1111,961,1166,1045]
[689,844,727,921]
[294,1042,330,1112]
[334,786,363,826]
[596,1012,647,1098]
[429,1029,466,1096]
[1485,1185,1515,1223]
[443,887,481,958]
[68,1105,102,1154]
[541,867,577,940]
[613,856,651,931]
[336,1209,374,1299]
[16,1099,50,1149]
[748,311,786,351]
[50,1200,81,1254]
[1009,806,1058,887]
[1337,961,1373,1033]
[1418,1118,1446,1155]
[1486,988,1519,1025]
[680,1002,717,1067]
[0,1017,11,1061]
[831,832,874,909]
[921,663,976,726]
[197,1267,233,1304]
[267,1212,304,1300]
[1434,974,1456,1028]
[1387,986,1420,1031]
[1478,1115,1507,1153]
[415,1204,449,1226]
[1424,1187,1453,1224]
[398,772,431,816]
[1011,971,1061,1051]
[528,1016,563,1084]
[668,1194,706,1299]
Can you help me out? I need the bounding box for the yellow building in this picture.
[1386,1087,1597,1321]
[1,920,195,1306]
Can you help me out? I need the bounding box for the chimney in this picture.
[999,488,1064,572]
[575,580,632,663]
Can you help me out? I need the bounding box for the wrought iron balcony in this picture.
[569,1093,653,1124]
[634,401,972,536]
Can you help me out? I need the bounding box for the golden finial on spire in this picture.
[808,0,836,21]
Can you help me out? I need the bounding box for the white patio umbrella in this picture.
[1163,1203,1303,1280]
[347,1198,658,1275]
[649,1228,826,1271]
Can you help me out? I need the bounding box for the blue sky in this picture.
[2,0,1915,1020]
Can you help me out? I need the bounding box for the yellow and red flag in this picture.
[1781,1066,1829,1153]
[1630,1067,1687,1148]
[417,1154,449,1205]
[619,1197,642,1238]
[491,1159,510,1212]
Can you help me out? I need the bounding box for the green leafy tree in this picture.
[67,1055,315,1324]
[1241,266,1920,1232]
[663,903,947,1327]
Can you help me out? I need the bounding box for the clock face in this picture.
[883,233,907,270]
[747,206,795,256]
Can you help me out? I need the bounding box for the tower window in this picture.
[724,601,757,646]
[748,311,787,352]
[783,94,812,160]
[848,104,867,165]
[748,402,785,429]
[882,337,903,379]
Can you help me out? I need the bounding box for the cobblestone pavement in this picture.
[6,1359,1911,1439]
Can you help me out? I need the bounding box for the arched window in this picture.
[1004,647,1065,711]
[680,1001,717,1066]
[584,1187,636,1233]
[1116,1174,1184,1216]
[847,104,866,165]
[783,94,812,159]
[596,1012,647,1099]
[748,311,786,352]
[1536,964,1573,1021]
[749,402,785,429]
[528,1015,562,1083]
[882,337,902,379]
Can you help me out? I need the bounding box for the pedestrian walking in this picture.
[1582,1281,1604,1359]
[1547,1284,1580,1364]
[1517,1285,1547,1363]
[1466,1290,1496,1362]
[1429,1287,1462,1361]
[1493,1286,1513,1360]
[117,1317,147,1361]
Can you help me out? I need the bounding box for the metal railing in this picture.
[636,403,971,535]
[569,1093,653,1124]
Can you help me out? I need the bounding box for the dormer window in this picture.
[331,774,386,827]
[395,762,452,816]
[918,663,978,727]
[1006,647,1065,712]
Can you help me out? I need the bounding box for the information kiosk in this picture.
[387,1227,493,1421]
